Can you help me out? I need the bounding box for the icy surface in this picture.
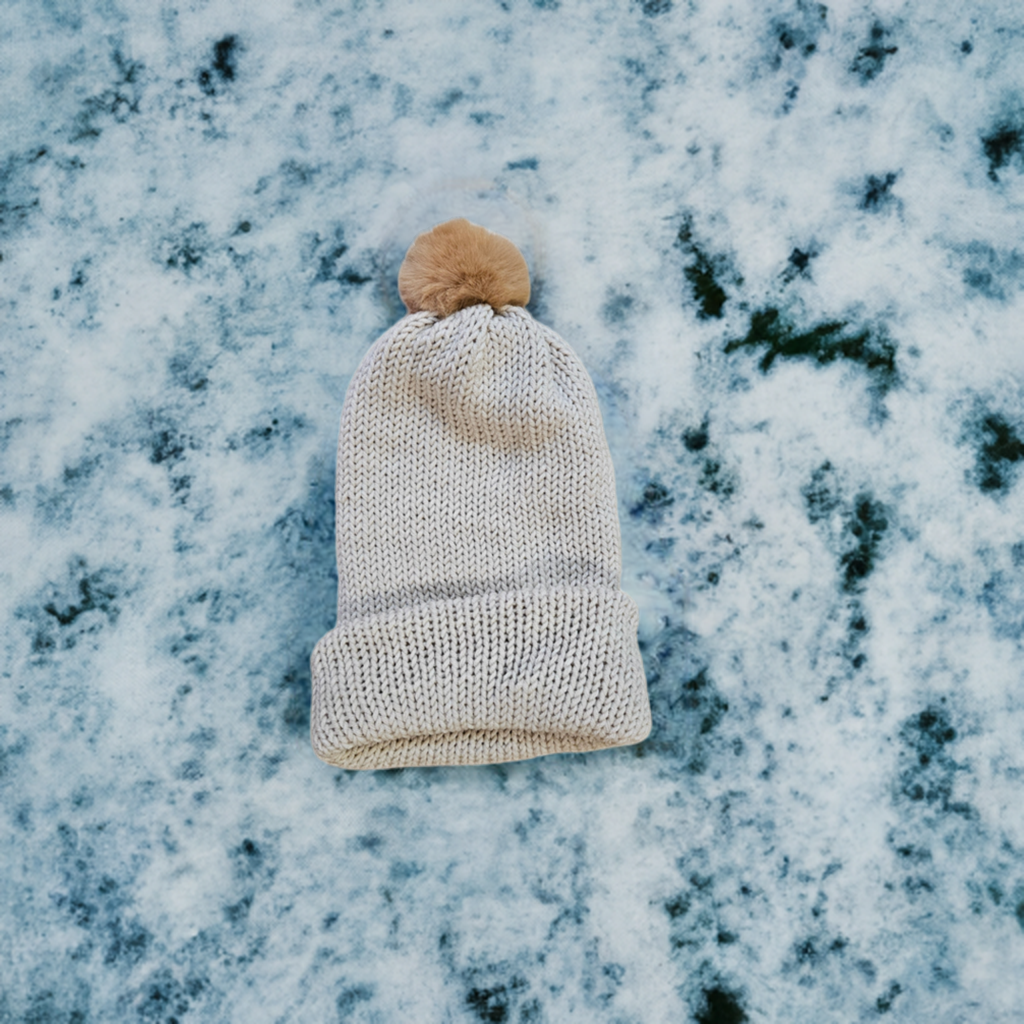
[2,1,1024,1021]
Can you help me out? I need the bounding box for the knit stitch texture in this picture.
[311,303,651,768]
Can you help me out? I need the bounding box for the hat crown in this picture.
[409,305,568,450]
[333,307,622,623]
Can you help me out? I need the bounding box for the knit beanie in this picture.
[310,218,651,769]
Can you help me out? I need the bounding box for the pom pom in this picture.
[398,218,531,318]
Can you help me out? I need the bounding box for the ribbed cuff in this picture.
[310,586,651,769]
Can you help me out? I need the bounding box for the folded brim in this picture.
[310,586,651,769]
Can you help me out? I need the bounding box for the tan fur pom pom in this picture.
[398,218,531,318]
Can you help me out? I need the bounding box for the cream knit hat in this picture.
[310,219,651,769]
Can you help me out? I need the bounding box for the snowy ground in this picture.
[2,1,1023,1021]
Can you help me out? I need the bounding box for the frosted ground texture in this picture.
[2,1,1024,1021]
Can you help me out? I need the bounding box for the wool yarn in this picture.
[310,220,651,768]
